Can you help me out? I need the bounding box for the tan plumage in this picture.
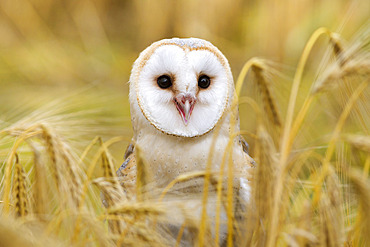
[117,136,255,193]
[117,38,255,245]
[116,148,136,197]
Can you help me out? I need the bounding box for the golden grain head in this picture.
[343,134,370,153]
[251,63,282,129]
[12,159,30,218]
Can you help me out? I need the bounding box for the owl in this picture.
[117,38,255,245]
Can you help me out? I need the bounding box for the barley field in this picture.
[0,0,369,246]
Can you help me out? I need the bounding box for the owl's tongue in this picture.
[174,94,196,126]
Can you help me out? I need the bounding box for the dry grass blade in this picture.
[235,57,260,97]
[98,136,125,219]
[107,202,165,215]
[99,137,115,178]
[160,171,210,201]
[93,178,126,207]
[199,113,225,247]
[12,155,30,218]
[135,146,152,202]
[101,148,113,177]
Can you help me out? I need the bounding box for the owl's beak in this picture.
[174,94,196,126]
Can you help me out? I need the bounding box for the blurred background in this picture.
[0,0,369,160]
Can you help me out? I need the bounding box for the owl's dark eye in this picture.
[157,75,172,89]
[198,75,211,89]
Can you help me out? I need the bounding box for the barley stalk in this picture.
[269,27,332,247]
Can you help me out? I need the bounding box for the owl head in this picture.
[129,38,235,138]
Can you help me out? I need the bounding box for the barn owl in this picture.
[117,38,255,245]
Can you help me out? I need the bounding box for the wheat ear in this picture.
[252,63,282,128]
[12,154,30,218]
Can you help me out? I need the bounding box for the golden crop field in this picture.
[0,0,369,246]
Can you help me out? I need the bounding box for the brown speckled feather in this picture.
[116,150,137,197]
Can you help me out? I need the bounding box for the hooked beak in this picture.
[174,94,196,126]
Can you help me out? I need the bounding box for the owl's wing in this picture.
[116,142,137,197]
[237,135,256,206]
[239,135,249,154]
[239,135,256,168]
[123,142,135,160]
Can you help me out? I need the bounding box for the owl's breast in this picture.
[135,128,248,191]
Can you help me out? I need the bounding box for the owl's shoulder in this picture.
[123,142,135,160]
[117,144,137,196]
[240,136,256,167]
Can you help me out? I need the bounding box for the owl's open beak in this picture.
[174,94,196,126]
